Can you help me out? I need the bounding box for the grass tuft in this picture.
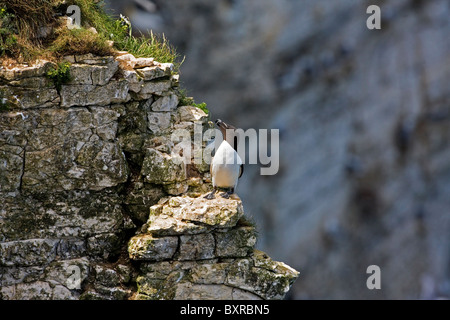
[66,0,180,64]
[1,0,57,39]
[46,61,72,92]
[49,27,114,57]
[193,102,209,115]
[0,0,181,68]
[178,88,210,114]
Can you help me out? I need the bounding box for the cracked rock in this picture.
[0,50,299,301]
[129,194,299,300]
[128,234,178,261]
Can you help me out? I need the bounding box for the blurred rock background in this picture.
[103,0,450,299]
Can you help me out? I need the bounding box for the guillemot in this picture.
[204,119,243,199]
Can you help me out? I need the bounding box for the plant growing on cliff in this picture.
[0,0,181,68]
[0,1,58,61]
[46,62,71,92]
[193,102,209,115]
[179,89,210,115]
[67,0,180,66]
[0,7,17,56]
[49,27,113,57]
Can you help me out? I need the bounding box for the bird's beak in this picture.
[215,119,227,130]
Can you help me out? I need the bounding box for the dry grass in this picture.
[49,26,114,57]
[0,0,58,41]
[0,0,180,68]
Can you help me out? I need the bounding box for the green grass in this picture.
[0,0,60,61]
[119,31,179,63]
[193,102,209,115]
[0,0,181,67]
[66,0,180,64]
[178,89,210,114]
[46,61,72,92]
[49,27,113,58]
[0,7,17,56]
[1,0,57,39]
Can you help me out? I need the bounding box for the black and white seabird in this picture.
[205,119,244,199]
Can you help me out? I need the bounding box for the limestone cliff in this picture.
[115,0,449,299]
[129,195,297,300]
[0,52,298,299]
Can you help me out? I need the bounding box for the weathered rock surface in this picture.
[108,0,450,299]
[0,51,203,299]
[0,50,298,300]
[128,195,298,300]
[135,249,298,300]
[145,195,245,236]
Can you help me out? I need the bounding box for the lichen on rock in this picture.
[128,195,299,300]
[0,48,298,300]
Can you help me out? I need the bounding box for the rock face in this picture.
[0,52,298,299]
[106,0,450,299]
[128,195,298,300]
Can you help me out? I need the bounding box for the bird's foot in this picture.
[220,192,230,199]
[204,191,216,200]
[220,189,234,199]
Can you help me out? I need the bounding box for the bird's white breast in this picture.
[211,141,242,188]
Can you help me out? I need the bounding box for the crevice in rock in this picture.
[18,141,27,193]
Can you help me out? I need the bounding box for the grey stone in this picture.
[178,233,215,260]
[124,184,166,223]
[0,239,59,267]
[0,191,124,242]
[0,281,74,300]
[151,94,179,112]
[147,112,172,134]
[136,64,172,81]
[225,250,299,300]
[0,148,24,192]
[163,182,189,195]
[145,195,244,236]
[44,258,90,291]
[215,226,257,258]
[231,288,262,300]
[121,70,143,93]
[8,76,53,88]
[60,80,130,107]
[94,265,121,287]
[0,46,299,301]
[141,148,186,185]
[74,54,115,66]
[177,106,208,122]
[91,284,131,300]
[0,107,130,192]
[69,62,119,86]
[188,262,228,285]
[174,283,234,300]
[128,234,178,261]
[116,53,137,69]
[0,85,60,109]
[137,80,172,98]
[87,233,122,260]
[0,60,56,81]
[134,57,155,68]
[133,249,299,300]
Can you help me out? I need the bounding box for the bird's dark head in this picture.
[215,119,236,131]
[215,119,238,150]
